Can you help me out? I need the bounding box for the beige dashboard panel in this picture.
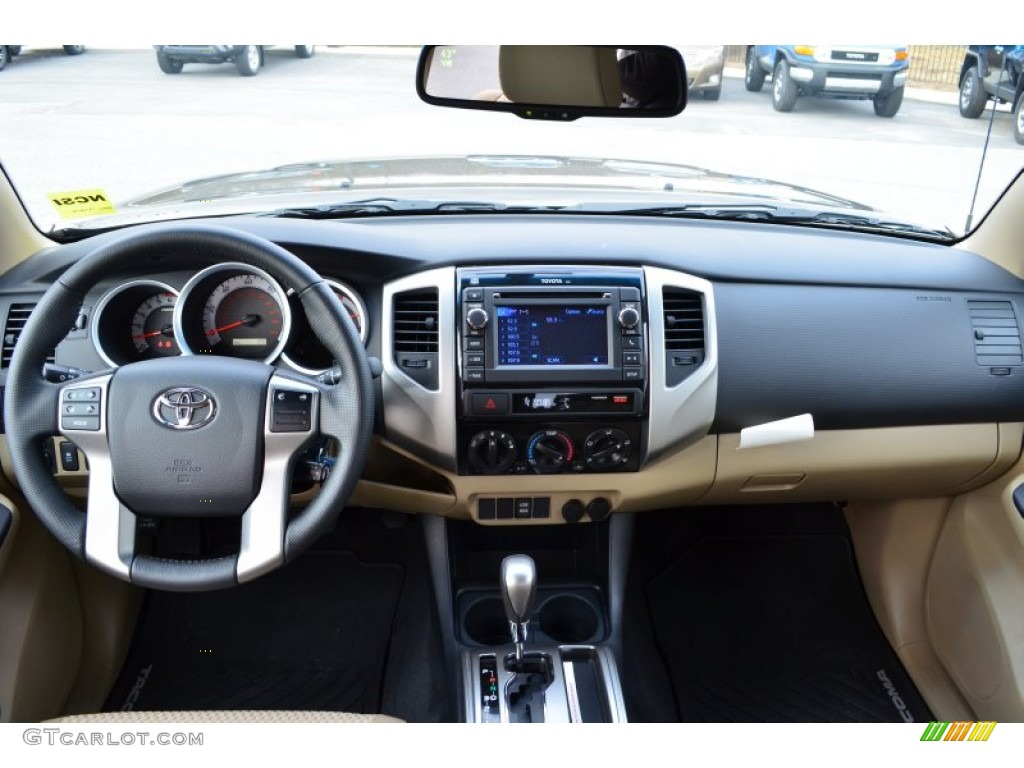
[702,423,1022,504]
[845,499,975,721]
[0,504,82,722]
[926,456,1024,721]
[357,435,717,523]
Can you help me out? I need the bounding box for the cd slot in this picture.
[491,291,611,300]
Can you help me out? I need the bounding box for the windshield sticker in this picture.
[48,189,116,220]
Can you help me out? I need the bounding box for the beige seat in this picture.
[47,711,403,723]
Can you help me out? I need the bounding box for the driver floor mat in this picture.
[105,552,404,714]
[646,533,932,723]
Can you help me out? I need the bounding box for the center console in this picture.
[457,267,648,477]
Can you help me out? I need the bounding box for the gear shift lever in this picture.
[500,554,537,664]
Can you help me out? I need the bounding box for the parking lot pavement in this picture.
[1,47,1021,234]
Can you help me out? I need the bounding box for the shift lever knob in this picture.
[500,554,537,661]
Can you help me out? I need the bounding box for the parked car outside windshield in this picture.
[0,43,1018,241]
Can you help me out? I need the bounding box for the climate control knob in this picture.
[467,430,517,474]
[526,430,574,474]
[466,307,489,330]
[583,428,631,471]
[617,306,640,329]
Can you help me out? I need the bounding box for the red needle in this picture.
[132,324,175,341]
[206,314,260,336]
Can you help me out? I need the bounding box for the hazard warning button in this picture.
[471,392,510,416]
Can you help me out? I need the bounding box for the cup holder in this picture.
[460,590,604,646]
[537,594,600,644]
[463,597,510,646]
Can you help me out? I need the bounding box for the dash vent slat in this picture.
[969,300,1022,367]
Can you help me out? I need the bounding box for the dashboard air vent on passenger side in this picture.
[662,287,705,387]
[393,288,439,390]
[2,303,55,369]
[968,300,1023,368]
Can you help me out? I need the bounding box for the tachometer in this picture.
[92,280,181,366]
[175,264,291,363]
[130,292,179,357]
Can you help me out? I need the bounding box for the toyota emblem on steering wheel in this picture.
[153,387,217,430]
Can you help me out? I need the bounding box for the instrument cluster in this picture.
[90,263,367,372]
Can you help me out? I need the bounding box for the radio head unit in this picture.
[460,268,645,386]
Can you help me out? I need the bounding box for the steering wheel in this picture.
[3,224,373,591]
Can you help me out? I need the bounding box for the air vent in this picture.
[968,300,1023,367]
[393,289,439,389]
[663,288,705,387]
[2,303,55,368]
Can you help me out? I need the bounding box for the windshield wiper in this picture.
[574,203,955,241]
[261,198,563,219]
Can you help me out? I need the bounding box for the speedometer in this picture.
[174,263,291,363]
[202,274,285,358]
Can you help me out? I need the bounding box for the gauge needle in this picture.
[132,324,175,340]
[207,314,260,336]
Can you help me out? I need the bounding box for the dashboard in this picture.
[3,212,1024,526]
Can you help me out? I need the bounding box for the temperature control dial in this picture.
[527,430,574,474]
[467,430,517,474]
[583,428,632,471]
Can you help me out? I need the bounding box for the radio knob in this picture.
[617,306,641,329]
[466,307,489,330]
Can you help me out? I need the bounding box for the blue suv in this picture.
[745,45,910,116]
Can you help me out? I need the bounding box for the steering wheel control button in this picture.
[61,388,103,431]
[153,387,216,431]
[61,416,100,431]
[270,388,313,433]
[586,498,612,522]
[561,499,585,524]
[63,387,100,401]
[63,402,98,416]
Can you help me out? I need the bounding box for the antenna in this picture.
[966,50,1011,232]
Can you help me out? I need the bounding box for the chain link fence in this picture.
[723,45,966,91]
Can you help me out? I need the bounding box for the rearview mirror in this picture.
[416,45,686,120]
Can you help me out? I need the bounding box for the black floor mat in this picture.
[646,526,932,723]
[106,551,404,713]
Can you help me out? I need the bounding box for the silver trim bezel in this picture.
[90,279,180,368]
[643,265,719,461]
[382,266,457,472]
[237,374,319,583]
[59,374,136,580]
[281,278,369,375]
[173,262,292,365]
[461,644,628,723]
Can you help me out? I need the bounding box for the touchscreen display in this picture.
[495,305,609,366]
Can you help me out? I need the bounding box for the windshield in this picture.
[1,41,1021,241]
